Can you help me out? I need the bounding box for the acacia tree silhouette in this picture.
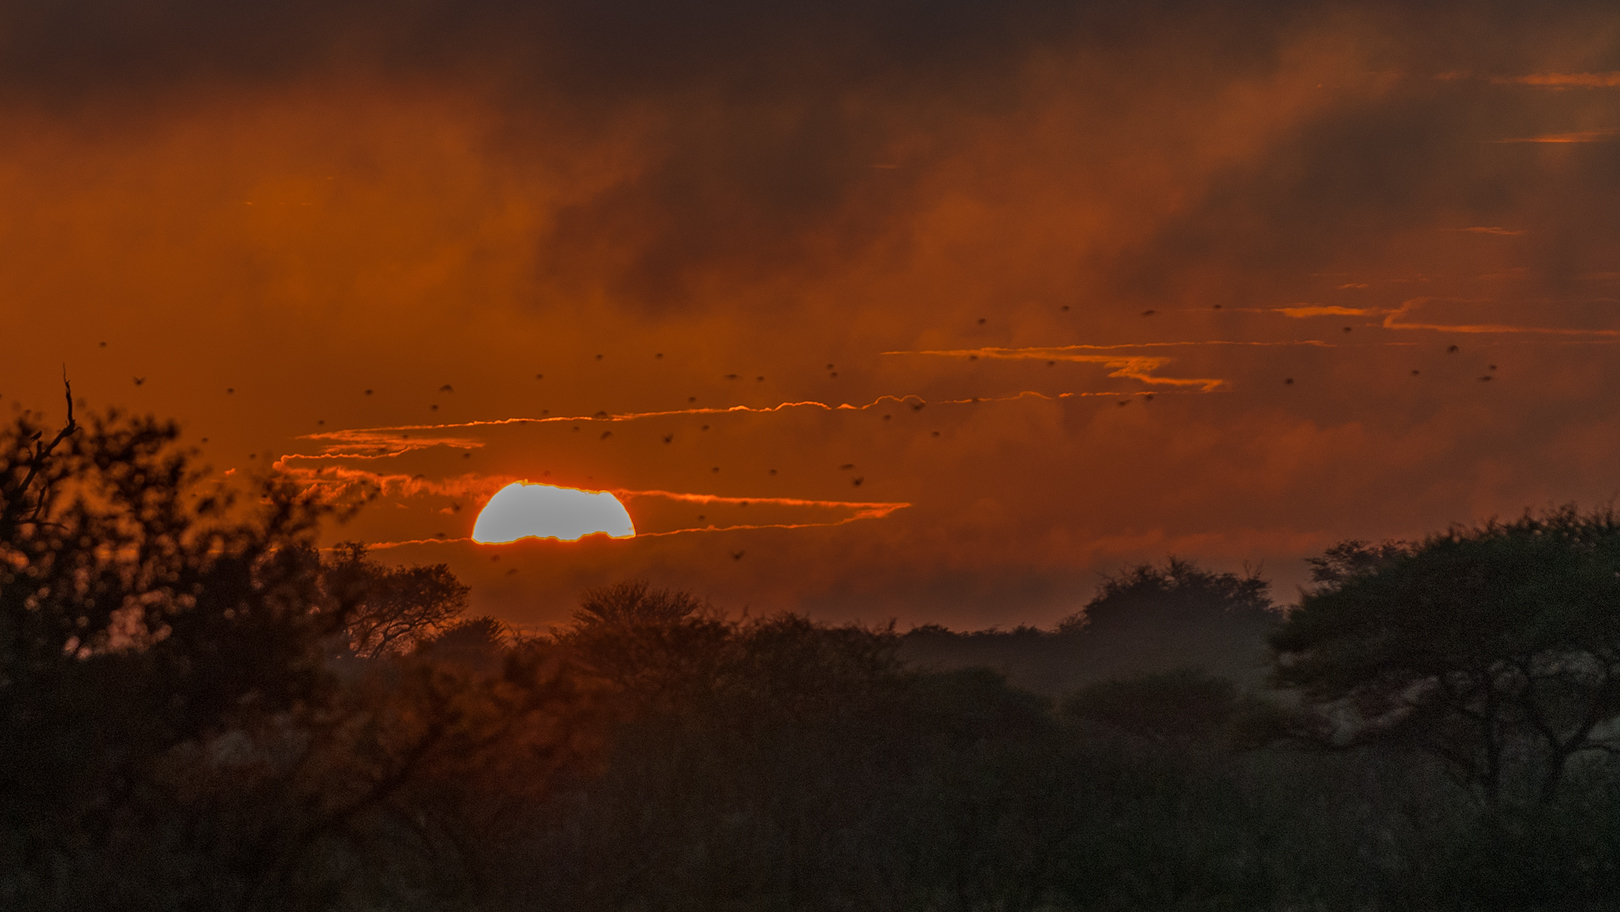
[1273,507,1620,805]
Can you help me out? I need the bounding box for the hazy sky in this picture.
[4,0,1619,628]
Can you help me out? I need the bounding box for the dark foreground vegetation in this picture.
[5,398,1620,911]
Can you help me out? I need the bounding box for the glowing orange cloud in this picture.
[1381,298,1620,336]
[1273,305,1378,318]
[884,347,1226,391]
[1489,130,1617,144]
[471,481,635,543]
[1492,72,1620,88]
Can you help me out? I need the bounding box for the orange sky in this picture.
[4,1,1620,628]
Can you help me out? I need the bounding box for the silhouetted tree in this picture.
[321,542,470,658]
[1273,506,1620,805]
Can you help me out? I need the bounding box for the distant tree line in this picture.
[4,394,1620,910]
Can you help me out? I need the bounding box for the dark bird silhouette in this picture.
[840,463,855,470]
[1480,375,1493,382]
[600,431,612,439]
[595,354,604,360]
[688,396,697,403]
[768,468,777,475]
[1144,394,1154,401]
[1213,304,1222,310]
[506,568,518,575]
[226,387,234,394]
[1117,399,1130,406]
[1142,309,1156,317]
[1061,305,1070,311]
[1047,360,1056,367]
[317,420,324,425]
[133,377,145,386]
[365,389,373,395]
[755,376,764,381]
[655,353,663,358]
[1488,364,1497,371]
[462,453,471,459]
[731,551,744,561]
[931,430,940,437]
[883,414,891,421]
[725,373,738,380]
[1342,326,1352,333]
[1447,345,1459,353]
[830,371,839,377]
[852,477,864,486]
[1285,378,1294,385]
[535,373,543,380]
[572,426,580,432]
[431,404,439,410]
[701,424,709,431]
[712,466,720,472]
[593,410,609,419]
[200,437,209,443]
[968,355,977,361]
[977,318,986,324]
[99,341,107,347]
[663,434,674,443]
[911,401,925,411]
[826,363,834,370]
[697,514,706,521]
[1411,370,1420,376]
[452,502,462,512]
[439,384,454,393]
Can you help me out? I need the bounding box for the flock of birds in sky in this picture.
[80,307,1506,554]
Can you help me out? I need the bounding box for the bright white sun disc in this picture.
[471,482,635,543]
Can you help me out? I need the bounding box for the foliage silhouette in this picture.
[1273,506,1620,806]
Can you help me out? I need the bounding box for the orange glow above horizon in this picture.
[472,482,636,543]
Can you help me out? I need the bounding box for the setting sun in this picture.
[471,481,635,543]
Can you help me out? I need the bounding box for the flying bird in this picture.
[1142,309,1156,317]
[1411,370,1420,376]
[725,374,738,380]
[593,410,609,419]
[663,434,674,443]
[931,431,941,437]
[535,374,544,380]
[731,551,745,561]
[1117,399,1130,406]
[852,477,864,486]
[1060,305,1070,312]
[911,401,925,411]
[883,414,891,421]
[768,468,777,475]
[439,384,454,393]
[595,354,603,360]
[600,431,612,439]
[226,387,234,394]
[1047,361,1056,367]
[977,318,986,324]
[365,389,373,395]
[655,353,663,359]
[133,377,145,386]
[1342,326,1352,333]
[1480,375,1493,382]
[840,463,855,470]
[712,466,720,472]
[1285,378,1294,385]
[1447,345,1459,354]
